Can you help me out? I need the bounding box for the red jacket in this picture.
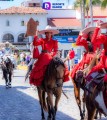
[69,50,75,59]
[33,36,58,57]
[76,35,88,51]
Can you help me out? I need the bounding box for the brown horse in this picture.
[72,55,99,120]
[37,57,65,120]
[85,72,107,120]
[1,57,13,88]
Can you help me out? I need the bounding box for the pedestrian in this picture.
[29,25,70,86]
[65,48,75,71]
[4,41,12,55]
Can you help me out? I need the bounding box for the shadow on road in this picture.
[0,85,76,120]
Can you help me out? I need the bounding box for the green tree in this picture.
[74,0,101,27]
[101,0,107,9]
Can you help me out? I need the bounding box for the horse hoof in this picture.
[42,118,45,120]
[5,85,9,89]
[47,117,51,120]
[80,118,84,120]
[94,116,97,119]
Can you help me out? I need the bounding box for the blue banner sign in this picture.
[53,36,77,43]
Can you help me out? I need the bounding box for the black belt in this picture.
[42,50,50,53]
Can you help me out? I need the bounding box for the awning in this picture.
[48,18,81,29]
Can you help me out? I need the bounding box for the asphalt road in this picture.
[0,69,106,120]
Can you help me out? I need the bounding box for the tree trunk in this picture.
[81,0,85,29]
[86,10,89,27]
[90,0,93,26]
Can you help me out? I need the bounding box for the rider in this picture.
[86,22,107,83]
[70,26,102,80]
[4,41,12,55]
[30,25,70,86]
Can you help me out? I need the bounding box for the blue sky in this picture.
[0,0,75,9]
[0,0,24,9]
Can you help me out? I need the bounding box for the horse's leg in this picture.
[47,97,52,120]
[37,87,45,120]
[8,72,12,88]
[86,95,96,120]
[3,72,8,87]
[87,106,96,120]
[47,92,55,120]
[82,92,86,118]
[94,109,102,119]
[54,88,62,115]
[25,65,32,81]
[73,83,84,120]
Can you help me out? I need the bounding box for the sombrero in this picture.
[82,27,96,34]
[100,22,107,29]
[39,25,59,35]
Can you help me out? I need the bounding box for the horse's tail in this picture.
[42,91,48,112]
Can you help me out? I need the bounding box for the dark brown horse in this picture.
[1,57,13,88]
[72,55,98,120]
[37,57,65,120]
[85,72,107,120]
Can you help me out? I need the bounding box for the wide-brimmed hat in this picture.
[39,25,59,35]
[100,22,107,29]
[82,27,96,34]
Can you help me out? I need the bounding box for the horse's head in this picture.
[43,57,65,90]
[75,70,85,84]
[5,57,11,64]
[86,74,107,116]
[52,57,65,81]
[2,56,13,72]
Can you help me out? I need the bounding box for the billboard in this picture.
[53,36,77,43]
[42,0,68,10]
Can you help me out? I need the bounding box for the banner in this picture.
[53,36,77,43]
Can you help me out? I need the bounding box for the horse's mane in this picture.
[44,57,65,82]
[3,57,13,72]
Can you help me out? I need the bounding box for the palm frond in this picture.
[101,0,107,9]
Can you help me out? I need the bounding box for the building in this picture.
[0,0,107,60]
[0,6,47,50]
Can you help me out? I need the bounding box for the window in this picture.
[21,21,24,26]
[18,33,28,42]
[3,33,14,42]
[6,20,10,26]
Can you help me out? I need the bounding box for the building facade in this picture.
[0,6,47,50]
[0,0,107,60]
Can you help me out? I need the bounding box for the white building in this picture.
[0,6,47,49]
[1,0,107,60]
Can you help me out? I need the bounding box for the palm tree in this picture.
[74,0,101,27]
[74,0,85,29]
[101,0,107,8]
[90,0,101,26]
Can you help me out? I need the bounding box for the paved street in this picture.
[0,69,106,120]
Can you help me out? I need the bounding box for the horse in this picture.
[1,57,13,88]
[71,55,99,120]
[85,72,107,120]
[36,57,65,120]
